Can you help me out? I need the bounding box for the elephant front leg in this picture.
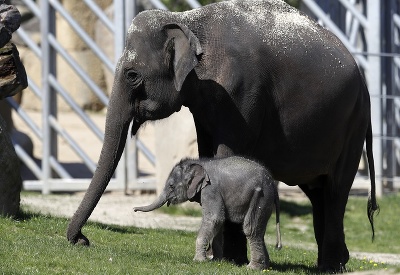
[194,219,223,262]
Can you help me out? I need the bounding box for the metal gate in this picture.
[302,0,400,195]
[7,0,157,194]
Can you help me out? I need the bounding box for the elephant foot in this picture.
[67,230,90,246]
[193,254,207,262]
[319,264,347,274]
[247,261,268,271]
[318,262,347,273]
[317,245,349,273]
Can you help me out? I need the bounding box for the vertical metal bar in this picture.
[125,0,136,31]
[125,0,138,192]
[384,0,395,191]
[41,0,58,194]
[366,0,382,196]
[114,0,127,190]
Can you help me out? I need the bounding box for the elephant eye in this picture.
[125,69,142,87]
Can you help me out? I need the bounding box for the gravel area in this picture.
[21,191,201,232]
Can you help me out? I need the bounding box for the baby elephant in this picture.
[134,156,282,270]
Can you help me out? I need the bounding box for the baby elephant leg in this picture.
[243,187,272,270]
[194,219,223,262]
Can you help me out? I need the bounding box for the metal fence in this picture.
[302,0,400,195]
[6,0,400,195]
[7,0,156,194]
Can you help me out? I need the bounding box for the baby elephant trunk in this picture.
[134,192,168,212]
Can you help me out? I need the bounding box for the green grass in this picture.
[0,194,399,274]
[161,193,400,254]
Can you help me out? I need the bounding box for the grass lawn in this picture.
[0,193,399,274]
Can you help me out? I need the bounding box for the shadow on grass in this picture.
[13,209,144,236]
[87,221,145,235]
[280,199,313,217]
[271,262,320,274]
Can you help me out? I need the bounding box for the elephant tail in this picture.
[366,119,379,241]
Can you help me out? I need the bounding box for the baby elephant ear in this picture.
[187,164,210,200]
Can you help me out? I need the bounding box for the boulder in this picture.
[0,1,26,216]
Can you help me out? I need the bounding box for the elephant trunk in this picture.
[134,192,168,212]
[67,79,140,245]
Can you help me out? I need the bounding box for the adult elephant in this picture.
[67,0,378,272]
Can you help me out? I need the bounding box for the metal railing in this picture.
[8,0,156,193]
[301,0,400,195]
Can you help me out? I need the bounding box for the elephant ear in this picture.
[163,23,203,91]
[187,164,210,200]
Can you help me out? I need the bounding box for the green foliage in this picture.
[0,194,398,274]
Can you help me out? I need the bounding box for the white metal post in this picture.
[41,0,57,194]
[113,0,127,190]
[366,0,383,196]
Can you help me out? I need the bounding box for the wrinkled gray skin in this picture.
[134,156,282,271]
[67,0,378,272]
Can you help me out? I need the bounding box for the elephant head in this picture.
[134,162,210,213]
[67,12,203,244]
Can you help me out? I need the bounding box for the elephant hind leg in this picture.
[243,188,271,270]
[302,134,364,271]
[246,236,269,270]
[300,177,351,272]
[298,182,326,268]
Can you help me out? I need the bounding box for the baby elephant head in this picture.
[134,161,210,212]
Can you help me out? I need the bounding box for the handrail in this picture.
[48,115,97,173]
[83,0,114,32]
[16,28,42,58]
[47,34,110,106]
[19,0,41,18]
[48,0,115,72]
[301,0,368,70]
[6,98,42,139]
[338,0,368,28]
[394,13,400,28]
[47,74,104,141]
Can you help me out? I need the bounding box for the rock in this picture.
[0,42,27,99]
[0,1,25,216]
[0,113,22,216]
[0,101,33,157]
[0,3,21,48]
